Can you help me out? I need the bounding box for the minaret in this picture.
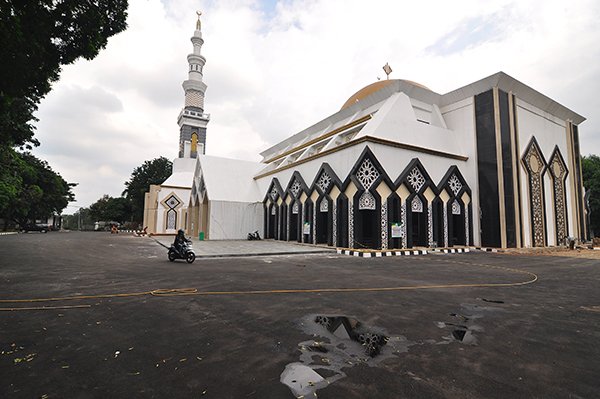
[177,11,210,158]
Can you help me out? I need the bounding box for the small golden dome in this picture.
[340,79,430,110]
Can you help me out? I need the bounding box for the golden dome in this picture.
[340,79,430,110]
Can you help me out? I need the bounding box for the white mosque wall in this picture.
[440,97,480,246]
[208,200,263,240]
[255,139,479,245]
[155,187,191,234]
[516,98,571,246]
[358,93,464,157]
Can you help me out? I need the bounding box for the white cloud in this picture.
[32,0,600,208]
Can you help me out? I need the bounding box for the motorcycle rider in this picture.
[173,229,190,257]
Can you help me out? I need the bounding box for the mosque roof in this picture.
[340,79,431,110]
[195,155,263,202]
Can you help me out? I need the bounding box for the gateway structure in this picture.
[146,17,588,248]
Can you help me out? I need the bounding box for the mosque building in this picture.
[143,14,588,249]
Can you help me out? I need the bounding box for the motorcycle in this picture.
[168,240,196,263]
[247,230,261,240]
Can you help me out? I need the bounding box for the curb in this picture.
[430,248,472,254]
[336,249,428,257]
[0,232,18,236]
[474,247,503,253]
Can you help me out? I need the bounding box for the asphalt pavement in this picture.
[0,231,599,398]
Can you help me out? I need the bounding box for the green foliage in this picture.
[0,148,75,226]
[123,157,173,223]
[89,195,132,224]
[62,207,94,230]
[582,155,600,236]
[0,0,128,148]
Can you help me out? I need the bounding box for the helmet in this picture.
[178,229,185,235]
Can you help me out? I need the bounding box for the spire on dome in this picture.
[196,10,202,30]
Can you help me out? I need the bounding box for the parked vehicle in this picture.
[21,224,48,233]
[168,240,196,263]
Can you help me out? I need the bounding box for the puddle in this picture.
[436,300,504,345]
[481,298,505,304]
[281,315,413,398]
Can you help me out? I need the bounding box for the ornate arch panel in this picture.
[548,146,569,244]
[395,159,438,248]
[161,193,184,231]
[437,166,473,247]
[522,137,547,247]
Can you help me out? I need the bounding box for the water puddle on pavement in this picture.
[281,315,413,398]
[435,301,504,345]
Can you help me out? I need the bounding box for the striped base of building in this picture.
[474,247,503,253]
[430,248,472,254]
[336,249,428,257]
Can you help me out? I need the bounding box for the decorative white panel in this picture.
[320,197,329,212]
[358,191,376,210]
[292,202,299,214]
[448,174,462,196]
[348,202,354,248]
[407,167,425,192]
[290,180,301,198]
[401,202,407,249]
[316,172,331,193]
[332,202,337,246]
[356,159,380,190]
[166,209,177,230]
[270,186,278,201]
[381,202,388,250]
[165,195,181,208]
[443,204,448,247]
[427,203,433,247]
[465,209,469,246]
[452,199,461,215]
[411,196,423,213]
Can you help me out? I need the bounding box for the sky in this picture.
[32,0,600,210]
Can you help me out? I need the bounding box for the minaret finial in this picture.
[196,10,202,30]
[383,62,392,80]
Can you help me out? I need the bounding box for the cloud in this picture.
[30,0,600,209]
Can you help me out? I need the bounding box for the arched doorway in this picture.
[355,190,380,249]
[409,195,427,247]
[303,201,313,243]
[279,202,288,241]
[450,199,466,246]
[316,197,330,244]
[337,195,348,248]
[289,201,300,242]
[267,204,277,239]
[388,195,401,249]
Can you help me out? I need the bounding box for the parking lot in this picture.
[1,232,599,398]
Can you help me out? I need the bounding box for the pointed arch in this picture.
[282,172,310,242]
[522,137,548,247]
[395,159,438,248]
[263,178,284,239]
[548,146,569,244]
[437,166,473,247]
[342,147,393,249]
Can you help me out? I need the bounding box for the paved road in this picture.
[0,232,599,398]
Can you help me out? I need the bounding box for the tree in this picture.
[0,0,128,148]
[89,195,132,223]
[123,157,172,223]
[582,155,600,237]
[62,207,93,230]
[0,150,75,228]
